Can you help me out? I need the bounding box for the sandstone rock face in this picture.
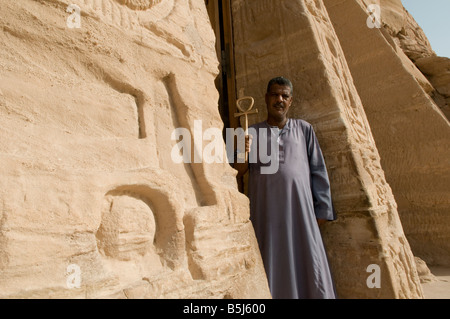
[415,56,450,119]
[368,0,450,119]
[414,257,437,284]
[371,0,435,60]
[0,0,270,298]
[325,0,450,267]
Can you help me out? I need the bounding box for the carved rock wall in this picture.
[0,0,270,298]
[366,0,450,119]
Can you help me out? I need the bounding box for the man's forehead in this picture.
[268,84,292,94]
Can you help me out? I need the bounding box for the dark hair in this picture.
[267,76,293,95]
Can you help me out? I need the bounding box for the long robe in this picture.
[248,119,336,299]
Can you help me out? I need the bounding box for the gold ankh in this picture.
[234,96,258,161]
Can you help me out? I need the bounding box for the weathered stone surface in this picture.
[324,0,450,268]
[415,257,437,284]
[415,56,450,119]
[0,0,270,298]
[371,0,435,61]
[368,0,450,119]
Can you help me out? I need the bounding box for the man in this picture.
[235,77,336,299]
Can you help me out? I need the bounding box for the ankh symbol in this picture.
[234,96,258,161]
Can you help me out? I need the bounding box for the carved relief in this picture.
[97,194,157,261]
[115,0,163,11]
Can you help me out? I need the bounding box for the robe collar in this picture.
[265,118,292,133]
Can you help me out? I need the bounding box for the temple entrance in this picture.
[206,0,248,192]
[205,0,238,131]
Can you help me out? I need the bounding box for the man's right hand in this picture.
[235,134,253,176]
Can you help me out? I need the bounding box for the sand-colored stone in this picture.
[0,0,270,298]
[0,0,448,299]
[415,257,437,284]
[323,0,450,268]
[415,56,450,119]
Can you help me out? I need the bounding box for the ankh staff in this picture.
[234,96,258,161]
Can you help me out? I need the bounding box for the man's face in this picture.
[265,84,293,122]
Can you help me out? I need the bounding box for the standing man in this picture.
[235,77,337,299]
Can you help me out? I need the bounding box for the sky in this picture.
[401,0,450,58]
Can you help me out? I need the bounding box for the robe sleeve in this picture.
[304,123,336,221]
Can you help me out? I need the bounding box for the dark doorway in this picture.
[205,0,238,130]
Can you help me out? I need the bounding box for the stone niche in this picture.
[97,194,158,262]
